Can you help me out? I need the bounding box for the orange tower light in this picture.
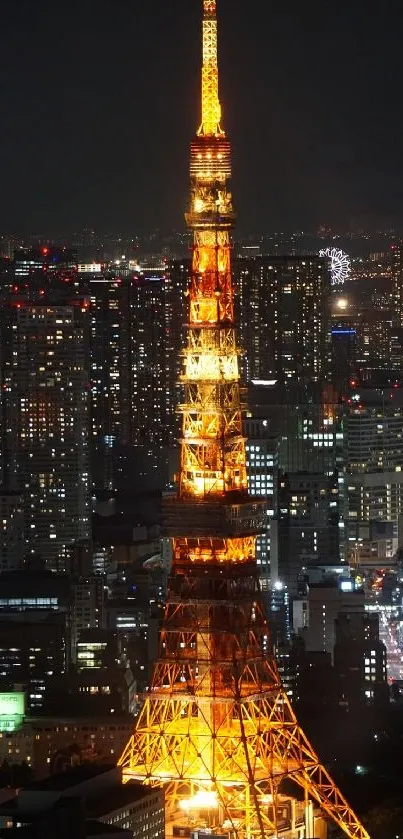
[119,3,370,839]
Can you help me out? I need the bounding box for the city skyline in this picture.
[0,0,401,235]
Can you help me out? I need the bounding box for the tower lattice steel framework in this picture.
[119,4,370,839]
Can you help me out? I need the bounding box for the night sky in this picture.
[0,0,402,235]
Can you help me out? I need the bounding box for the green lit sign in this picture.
[0,693,25,732]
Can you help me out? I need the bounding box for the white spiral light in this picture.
[319,247,351,285]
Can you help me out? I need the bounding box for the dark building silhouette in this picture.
[334,611,388,707]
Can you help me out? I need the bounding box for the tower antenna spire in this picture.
[198,0,224,136]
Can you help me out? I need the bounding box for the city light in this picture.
[180,791,218,810]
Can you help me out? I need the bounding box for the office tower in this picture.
[276,471,341,595]
[71,574,105,660]
[344,382,403,565]
[301,582,365,661]
[129,265,185,486]
[334,612,388,707]
[74,627,135,714]
[1,287,91,571]
[88,270,131,443]
[356,313,399,376]
[0,490,24,571]
[0,563,70,711]
[268,582,291,645]
[119,4,368,839]
[330,324,357,396]
[133,263,187,445]
[248,381,343,475]
[236,259,336,580]
[331,289,402,380]
[0,613,67,712]
[392,242,403,329]
[105,596,150,690]
[87,269,131,491]
[244,416,277,587]
[235,255,331,386]
[76,627,118,670]
[248,381,345,578]
[130,268,167,449]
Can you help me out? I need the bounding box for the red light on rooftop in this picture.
[42,247,49,255]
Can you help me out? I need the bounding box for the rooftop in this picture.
[86,819,132,837]
[88,782,161,817]
[24,762,116,792]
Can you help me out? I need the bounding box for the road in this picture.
[378,609,403,683]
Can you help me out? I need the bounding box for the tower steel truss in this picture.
[119,3,370,839]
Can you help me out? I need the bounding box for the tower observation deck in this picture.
[119,3,370,839]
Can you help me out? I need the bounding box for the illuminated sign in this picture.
[0,692,25,731]
[78,263,102,273]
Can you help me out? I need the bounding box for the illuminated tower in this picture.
[119,4,370,839]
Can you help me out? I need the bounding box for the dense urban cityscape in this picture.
[0,0,402,838]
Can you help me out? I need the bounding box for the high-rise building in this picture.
[244,417,277,587]
[339,313,400,380]
[119,3,368,838]
[247,380,344,485]
[130,268,168,449]
[247,381,345,580]
[0,612,68,712]
[392,242,403,329]
[235,259,336,584]
[0,249,91,571]
[234,255,331,387]
[0,564,71,711]
[87,269,131,492]
[301,582,365,662]
[267,581,291,645]
[330,324,357,396]
[71,574,105,660]
[331,287,402,381]
[344,383,403,565]
[334,611,388,707]
[276,471,341,595]
[0,490,24,571]
[129,265,185,486]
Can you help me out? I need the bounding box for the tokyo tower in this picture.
[119,3,370,839]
